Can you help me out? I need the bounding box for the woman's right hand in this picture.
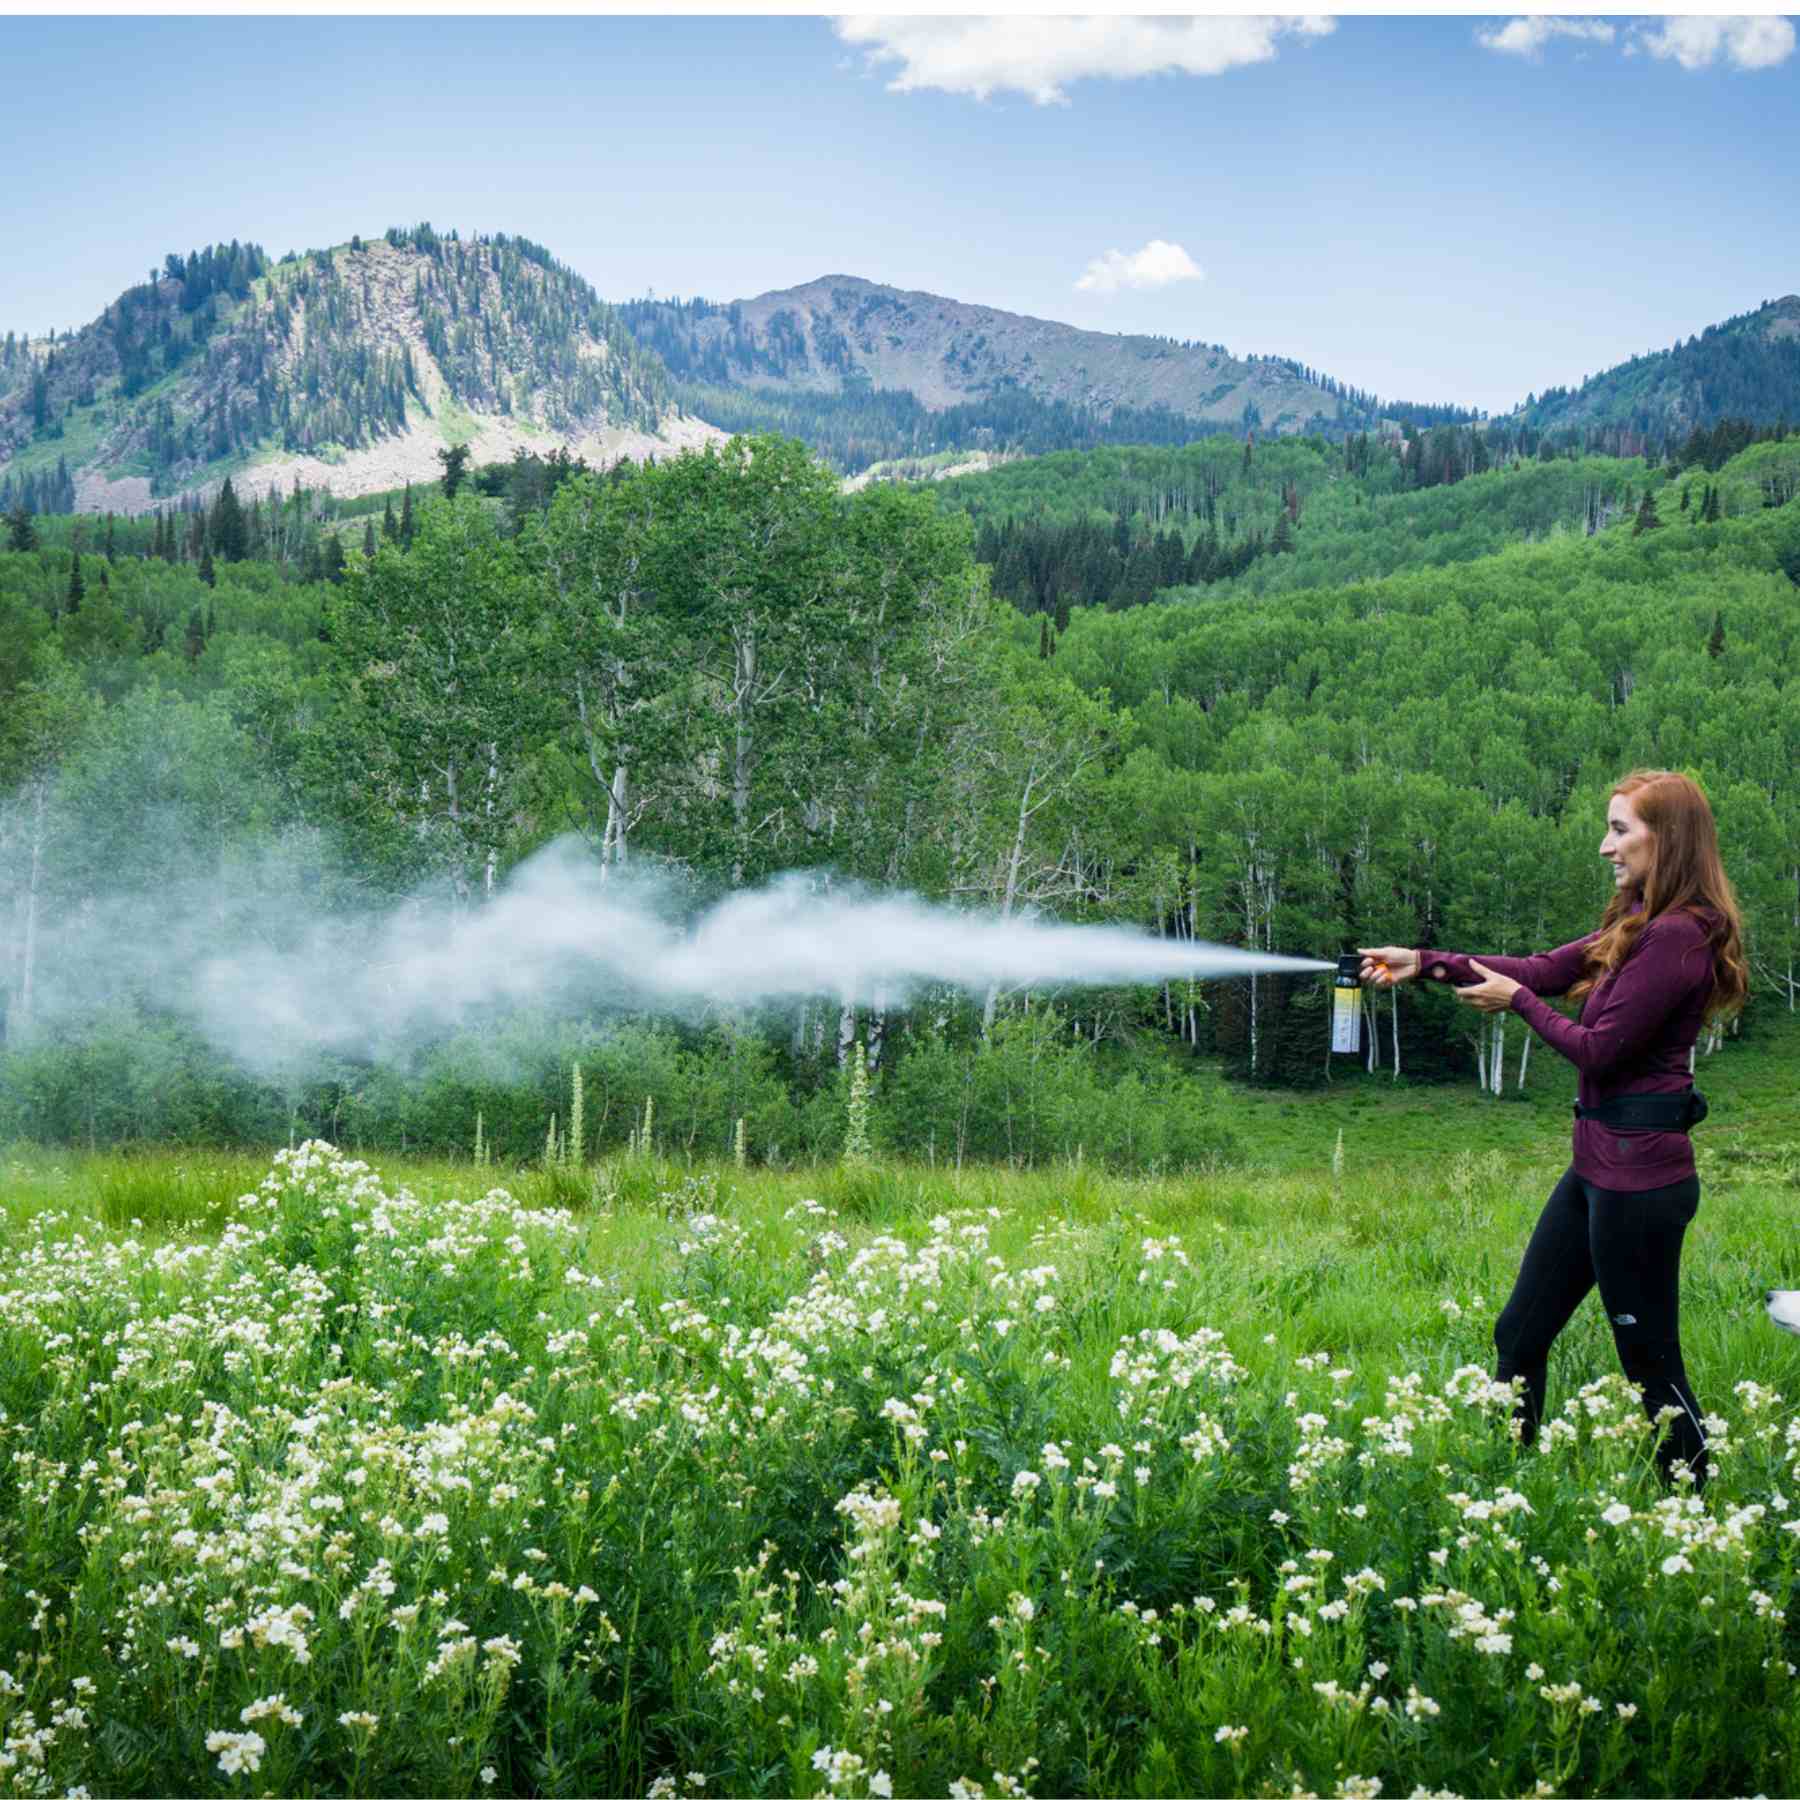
[1358,946,1419,987]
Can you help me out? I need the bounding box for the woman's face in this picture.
[1600,792,1655,893]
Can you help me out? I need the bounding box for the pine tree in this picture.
[5,502,34,552]
[198,546,216,587]
[437,443,471,499]
[1632,490,1662,535]
[1707,611,1726,659]
[66,553,84,612]
[363,519,377,560]
[184,607,207,661]
[382,495,398,542]
[400,482,415,546]
[211,476,248,562]
[323,534,347,583]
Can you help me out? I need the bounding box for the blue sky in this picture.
[6,13,1797,414]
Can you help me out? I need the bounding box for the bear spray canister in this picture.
[1330,954,1362,1054]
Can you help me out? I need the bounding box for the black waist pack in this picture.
[1574,1090,1708,1133]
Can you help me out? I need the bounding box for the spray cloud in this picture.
[19,836,1331,1074]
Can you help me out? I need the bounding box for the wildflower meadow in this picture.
[2,1137,1798,1799]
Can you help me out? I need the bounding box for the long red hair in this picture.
[1570,770,1747,1019]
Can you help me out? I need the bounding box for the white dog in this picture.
[1769,1291,1800,1334]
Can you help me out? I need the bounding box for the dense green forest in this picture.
[951,418,1796,617]
[2,429,1797,1157]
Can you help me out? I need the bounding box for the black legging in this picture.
[1492,1166,1707,1485]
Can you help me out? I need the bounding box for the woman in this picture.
[1360,770,1747,1486]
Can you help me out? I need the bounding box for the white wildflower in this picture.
[205,1731,266,1777]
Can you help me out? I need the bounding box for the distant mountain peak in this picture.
[620,273,1374,429]
[0,226,712,514]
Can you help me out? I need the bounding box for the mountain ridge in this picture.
[5,226,1798,513]
[1516,294,1800,438]
[0,227,716,513]
[618,272,1396,432]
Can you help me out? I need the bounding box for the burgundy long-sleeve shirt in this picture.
[1416,907,1717,1192]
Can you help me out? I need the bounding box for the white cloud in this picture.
[832,15,1334,106]
[1074,240,1205,297]
[1639,15,1796,70]
[1475,16,1616,58]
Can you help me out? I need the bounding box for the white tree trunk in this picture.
[1187,895,1199,1044]
[1517,1029,1532,1089]
[732,628,756,888]
[483,742,499,898]
[837,1000,857,1069]
[575,676,631,872]
[1157,901,1176,1034]
[607,762,631,867]
[1389,985,1401,1081]
[17,780,46,1041]
[983,766,1037,1035]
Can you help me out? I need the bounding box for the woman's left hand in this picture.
[1456,960,1523,1013]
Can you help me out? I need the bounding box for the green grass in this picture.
[436,393,481,448]
[6,399,113,477]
